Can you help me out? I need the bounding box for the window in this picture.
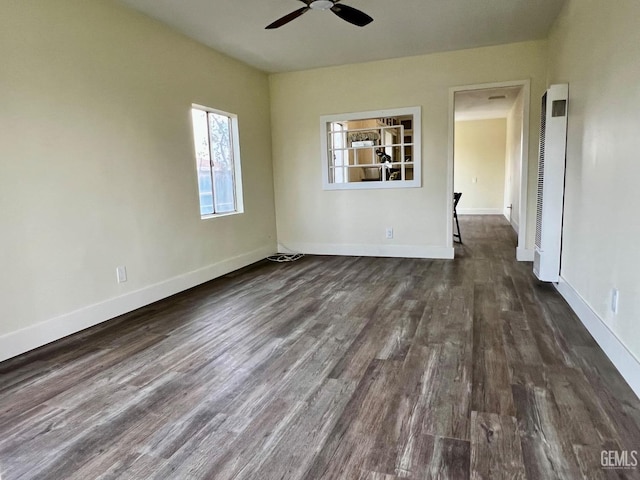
[191,105,243,217]
[321,106,421,190]
[331,122,347,183]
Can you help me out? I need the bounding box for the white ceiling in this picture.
[455,86,522,121]
[117,0,566,73]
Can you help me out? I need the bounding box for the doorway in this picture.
[447,80,530,259]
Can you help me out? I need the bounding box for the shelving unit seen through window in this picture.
[328,117,413,183]
[321,107,421,190]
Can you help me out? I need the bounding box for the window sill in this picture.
[322,179,420,191]
[200,210,243,220]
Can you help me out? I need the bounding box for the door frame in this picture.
[446,79,531,260]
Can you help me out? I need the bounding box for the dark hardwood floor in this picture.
[1,215,639,479]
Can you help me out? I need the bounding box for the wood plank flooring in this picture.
[1,215,639,479]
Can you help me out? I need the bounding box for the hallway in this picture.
[0,216,639,479]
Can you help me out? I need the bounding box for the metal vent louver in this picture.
[535,92,547,249]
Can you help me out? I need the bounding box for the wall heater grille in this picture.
[535,92,547,249]
[533,84,569,283]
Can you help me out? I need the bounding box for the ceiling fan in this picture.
[266,0,374,29]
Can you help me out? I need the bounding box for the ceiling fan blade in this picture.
[266,7,310,29]
[330,3,373,27]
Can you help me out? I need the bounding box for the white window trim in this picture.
[191,104,244,219]
[320,106,422,190]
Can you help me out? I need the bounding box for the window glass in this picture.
[321,107,421,190]
[191,106,243,217]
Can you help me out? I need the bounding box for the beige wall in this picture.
[547,0,640,359]
[454,119,507,213]
[270,41,547,258]
[0,0,276,343]
[505,89,525,230]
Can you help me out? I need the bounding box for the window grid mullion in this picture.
[227,116,237,212]
[206,112,219,215]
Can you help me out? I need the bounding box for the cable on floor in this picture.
[266,253,304,263]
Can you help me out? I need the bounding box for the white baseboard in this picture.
[511,218,520,234]
[555,276,640,400]
[516,247,534,262]
[277,242,454,260]
[457,208,503,215]
[0,245,275,363]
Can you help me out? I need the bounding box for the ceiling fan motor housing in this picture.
[310,0,334,10]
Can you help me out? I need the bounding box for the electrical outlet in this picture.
[385,227,393,239]
[116,266,127,283]
[611,288,619,314]
[472,177,478,183]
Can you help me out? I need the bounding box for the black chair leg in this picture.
[453,211,462,243]
[453,192,462,244]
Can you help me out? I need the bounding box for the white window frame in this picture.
[320,106,422,190]
[191,104,244,219]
